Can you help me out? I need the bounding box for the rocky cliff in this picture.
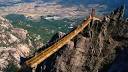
[0,16,43,72]
[54,6,128,72]
[34,6,128,72]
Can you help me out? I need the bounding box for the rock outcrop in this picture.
[54,6,128,72]
[0,16,43,72]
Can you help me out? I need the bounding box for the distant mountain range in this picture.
[0,0,127,6]
[0,0,127,17]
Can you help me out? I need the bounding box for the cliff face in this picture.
[33,6,128,72]
[54,6,128,72]
[0,16,43,72]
